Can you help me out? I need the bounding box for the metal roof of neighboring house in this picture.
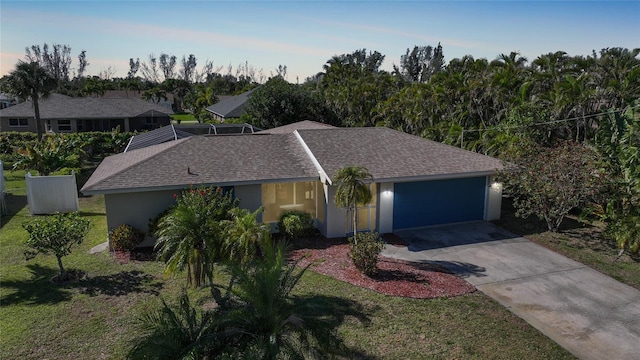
[295,127,504,182]
[259,120,335,134]
[81,121,504,195]
[82,133,318,194]
[0,93,173,119]
[205,90,253,118]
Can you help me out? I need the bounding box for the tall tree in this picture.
[181,54,198,82]
[127,58,140,78]
[159,53,177,80]
[5,62,57,141]
[140,54,160,83]
[333,166,373,238]
[77,50,89,78]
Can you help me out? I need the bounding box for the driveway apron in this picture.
[383,221,640,360]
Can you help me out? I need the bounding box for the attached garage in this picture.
[392,177,487,230]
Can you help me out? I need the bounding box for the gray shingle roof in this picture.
[259,120,335,134]
[296,127,504,182]
[82,122,504,194]
[0,94,173,119]
[81,134,318,194]
[205,90,253,118]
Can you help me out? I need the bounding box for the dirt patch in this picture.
[289,237,475,299]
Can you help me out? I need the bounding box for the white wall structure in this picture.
[377,182,394,234]
[25,172,79,214]
[485,177,503,221]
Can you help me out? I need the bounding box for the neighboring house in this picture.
[82,120,504,239]
[0,93,16,110]
[205,90,253,122]
[0,94,173,133]
[101,90,175,112]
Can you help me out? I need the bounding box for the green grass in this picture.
[1,171,573,359]
[170,113,198,123]
[495,198,640,290]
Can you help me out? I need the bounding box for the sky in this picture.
[1,1,639,83]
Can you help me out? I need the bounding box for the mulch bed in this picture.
[289,236,476,299]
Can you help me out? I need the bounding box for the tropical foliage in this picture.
[4,61,57,141]
[109,224,146,251]
[129,242,345,359]
[22,212,90,280]
[333,166,373,238]
[155,186,238,288]
[500,142,603,232]
[594,108,640,255]
[12,134,86,175]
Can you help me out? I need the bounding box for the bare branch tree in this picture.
[140,54,160,83]
[128,58,141,78]
[180,54,197,82]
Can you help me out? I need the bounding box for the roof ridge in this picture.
[81,137,189,192]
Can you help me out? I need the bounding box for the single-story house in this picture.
[0,94,173,133]
[205,90,253,122]
[81,120,504,239]
[100,90,175,112]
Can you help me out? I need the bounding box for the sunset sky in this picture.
[1,1,638,82]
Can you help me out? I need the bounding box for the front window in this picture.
[262,181,323,223]
[58,120,72,132]
[8,118,28,127]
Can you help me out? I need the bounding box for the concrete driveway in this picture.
[383,221,640,360]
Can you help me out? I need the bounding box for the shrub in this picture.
[348,232,385,276]
[23,212,89,281]
[277,210,314,240]
[109,224,145,251]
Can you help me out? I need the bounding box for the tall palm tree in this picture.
[333,166,373,238]
[5,61,57,141]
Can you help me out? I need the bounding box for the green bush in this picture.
[348,232,385,276]
[277,210,315,240]
[109,224,146,251]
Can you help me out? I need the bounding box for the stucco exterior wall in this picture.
[324,185,348,238]
[104,190,177,234]
[484,176,503,221]
[377,182,394,234]
[235,184,262,221]
[0,117,37,133]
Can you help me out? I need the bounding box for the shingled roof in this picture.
[205,90,253,119]
[82,121,504,194]
[0,94,173,119]
[82,133,318,194]
[296,127,504,183]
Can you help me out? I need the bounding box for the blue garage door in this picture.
[393,177,486,230]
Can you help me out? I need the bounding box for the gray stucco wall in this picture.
[104,190,177,233]
[235,184,262,221]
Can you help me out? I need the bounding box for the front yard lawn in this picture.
[1,171,573,359]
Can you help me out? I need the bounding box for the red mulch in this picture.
[289,236,476,299]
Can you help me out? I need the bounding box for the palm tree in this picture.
[128,291,223,360]
[222,242,343,359]
[5,61,57,141]
[222,207,270,264]
[333,166,373,238]
[155,186,238,290]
